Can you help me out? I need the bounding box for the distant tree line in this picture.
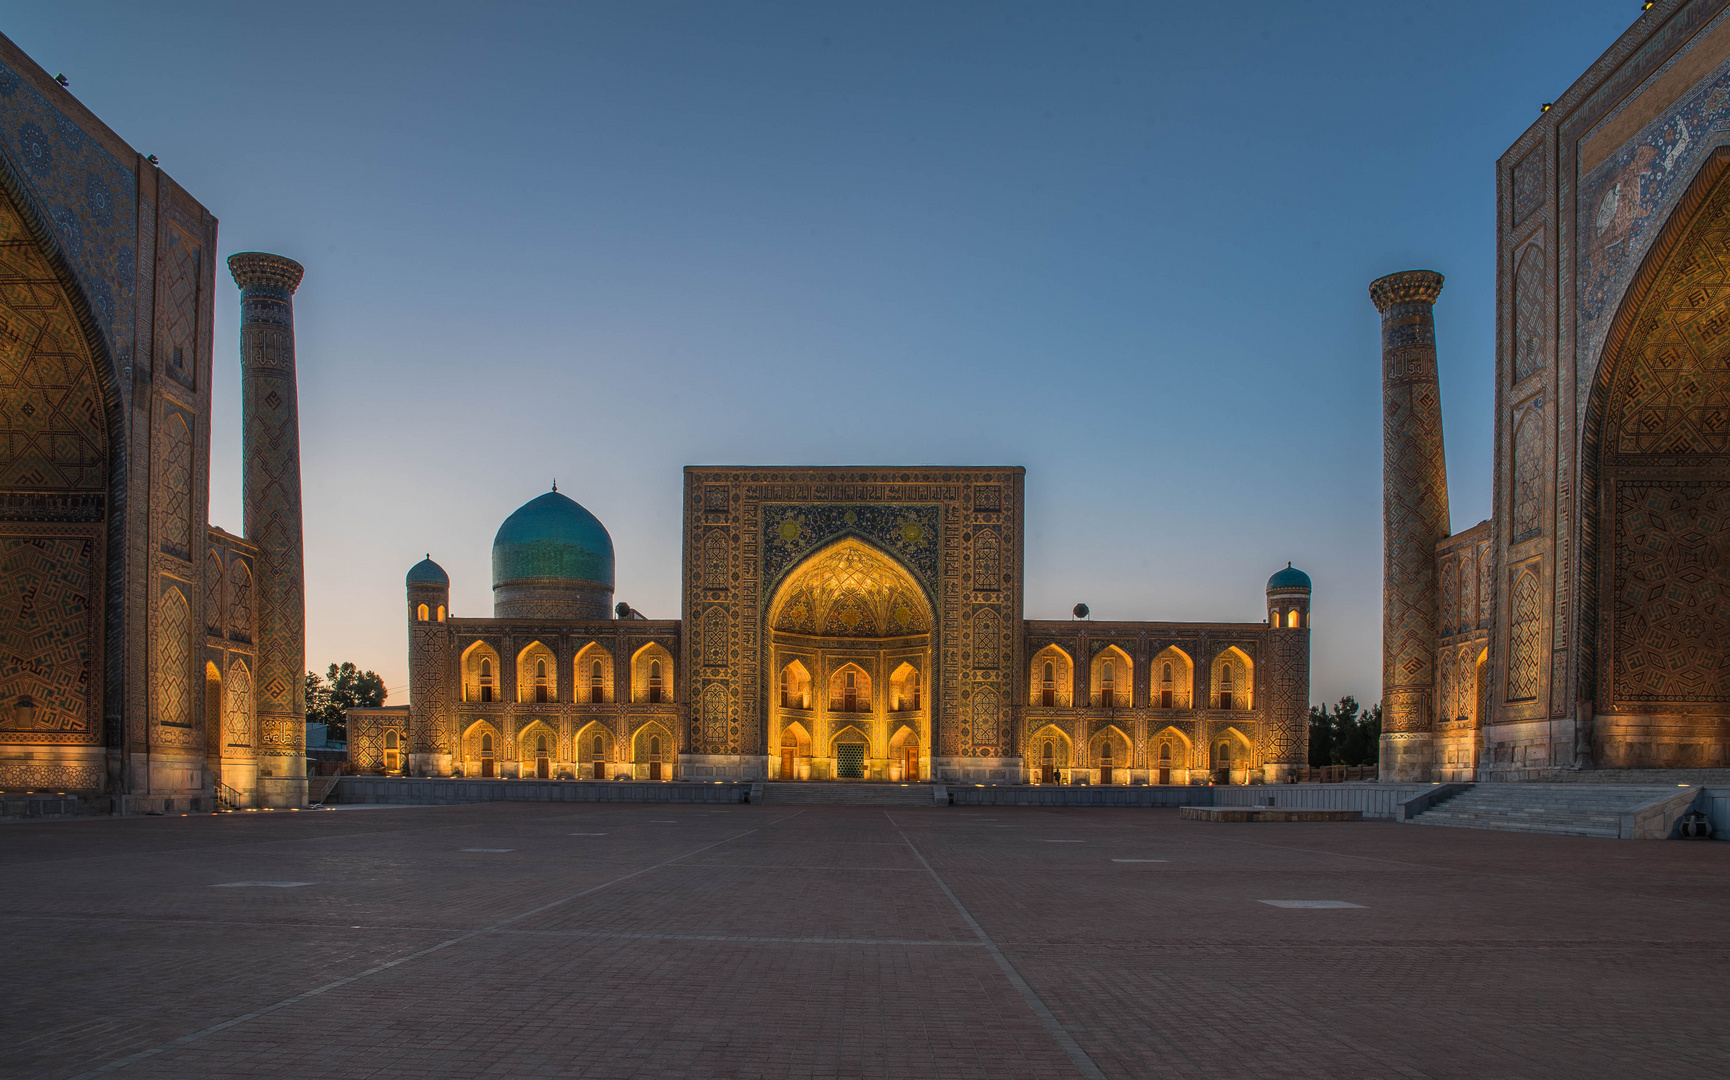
[1308,696,1381,767]
[305,662,387,742]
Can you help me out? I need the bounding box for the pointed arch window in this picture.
[1042,662,1055,707]
[844,669,858,713]
[1161,662,1174,710]
[417,603,429,622]
[479,657,493,702]
[1100,661,1115,709]
[649,659,663,704]
[591,659,605,703]
[535,658,549,703]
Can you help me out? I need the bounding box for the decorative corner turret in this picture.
[405,556,453,776]
[1264,564,1313,784]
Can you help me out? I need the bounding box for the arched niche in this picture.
[1029,645,1073,708]
[1152,646,1193,711]
[1150,724,1193,782]
[516,641,557,704]
[1029,723,1072,783]
[778,658,813,711]
[462,720,501,778]
[632,720,674,780]
[1090,645,1132,709]
[1088,724,1131,784]
[631,642,674,704]
[1211,646,1253,711]
[575,720,615,780]
[461,641,501,703]
[574,641,614,704]
[520,720,557,779]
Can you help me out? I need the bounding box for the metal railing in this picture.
[214,782,242,811]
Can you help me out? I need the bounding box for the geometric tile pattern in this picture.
[155,586,190,729]
[230,254,306,759]
[202,550,221,636]
[0,186,105,492]
[1507,567,1542,702]
[1371,272,1450,736]
[159,217,201,391]
[158,413,190,557]
[1513,245,1547,383]
[1609,481,1730,702]
[1512,401,1544,544]
[0,531,96,741]
[223,656,252,748]
[0,60,136,357]
[1598,167,1730,714]
[226,559,252,644]
[1513,146,1544,225]
[769,540,930,638]
[687,470,1018,761]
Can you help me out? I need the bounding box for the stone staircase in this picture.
[1411,784,1686,838]
[754,782,944,806]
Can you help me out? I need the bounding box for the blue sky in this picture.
[11,1,1644,705]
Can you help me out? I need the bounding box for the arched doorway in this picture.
[1030,725,1070,784]
[1584,151,1730,768]
[765,538,933,781]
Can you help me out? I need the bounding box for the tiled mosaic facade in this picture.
[370,466,1309,785]
[0,31,302,808]
[1390,0,1730,777]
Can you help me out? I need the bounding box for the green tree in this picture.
[1307,696,1382,767]
[305,662,386,742]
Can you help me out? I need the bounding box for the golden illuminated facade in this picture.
[360,466,1311,785]
[1386,2,1730,781]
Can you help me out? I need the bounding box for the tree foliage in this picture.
[1307,696,1382,767]
[305,662,387,741]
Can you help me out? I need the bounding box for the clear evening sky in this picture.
[11,1,1642,707]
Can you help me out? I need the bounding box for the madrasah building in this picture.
[347,473,1314,786]
[9,3,1730,812]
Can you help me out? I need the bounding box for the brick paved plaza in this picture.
[3,804,1725,1080]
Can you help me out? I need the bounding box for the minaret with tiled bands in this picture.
[1371,270,1449,783]
[229,253,308,807]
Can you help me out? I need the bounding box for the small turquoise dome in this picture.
[1267,563,1312,592]
[492,490,615,590]
[407,556,448,587]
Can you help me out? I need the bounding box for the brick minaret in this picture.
[1370,270,1449,783]
[229,253,308,807]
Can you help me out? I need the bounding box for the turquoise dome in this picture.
[491,490,615,590]
[406,556,448,587]
[1267,563,1312,592]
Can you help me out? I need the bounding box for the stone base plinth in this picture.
[1379,732,1434,782]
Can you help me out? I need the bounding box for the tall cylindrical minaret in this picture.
[1264,564,1312,784]
[230,253,308,807]
[1370,270,1449,783]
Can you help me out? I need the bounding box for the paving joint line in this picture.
[888,810,1107,1080]
[60,809,808,1080]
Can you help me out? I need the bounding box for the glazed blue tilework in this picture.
[1578,42,1730,405]
[0,60,136,363]
[760,502,941,601]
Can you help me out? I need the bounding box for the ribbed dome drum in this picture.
[491,490,615,619]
